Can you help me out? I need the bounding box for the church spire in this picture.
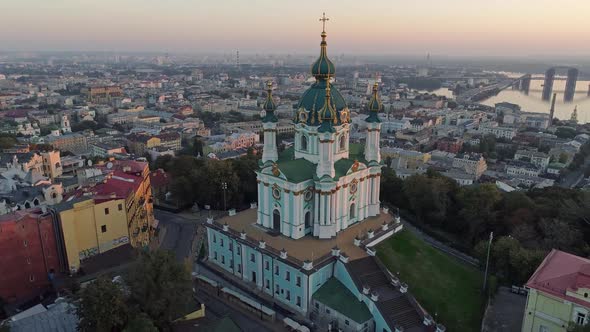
[365,82,382,123]
[261,81,278,123]
[311,13,335,80]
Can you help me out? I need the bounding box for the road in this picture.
[559,157,590,188]
[154,209,200,262]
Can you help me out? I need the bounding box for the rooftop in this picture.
[215,208,394,264]
[526,249,590,308]
[313,277,372,323]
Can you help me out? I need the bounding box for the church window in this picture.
[305,211,312,229]
[339,135,346,151]
[272,187,281,200]
[301,135,308,151]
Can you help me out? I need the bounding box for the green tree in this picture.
[456,184,502,244]
[380,167,406,208]
[192,138,204,156]
[568,322,590,332]
[76,277,129,332]
[403,174,453,226]
[123,313,158,332]
[126,250,192,330]
[0,136,17,150]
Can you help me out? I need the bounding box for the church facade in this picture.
[255,29,383,239]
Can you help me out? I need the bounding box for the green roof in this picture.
[334,158,355,180]
[278,147,295,162]
[277,158,316,183]
[297,79,347,126]
[349,143,365,160]
[312,278,372,323]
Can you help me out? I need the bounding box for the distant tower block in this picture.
[542,68,556,101]
[236,50,240,71]
[588,83,590,96]
[549,92,557,126]
[564,68,578,102]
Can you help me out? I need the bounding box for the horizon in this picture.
[1,0,589,57]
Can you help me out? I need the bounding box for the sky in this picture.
[1,0,589,56]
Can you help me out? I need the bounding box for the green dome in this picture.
[310,32,335,79]
[297,79,347,126]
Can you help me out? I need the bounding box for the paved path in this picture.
[155,209,200,262]
[481,287,526,332]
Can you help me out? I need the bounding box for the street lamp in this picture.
[221,182,228,211]
[483,231,494,292]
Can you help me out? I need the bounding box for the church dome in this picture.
[261,81,278,123]
[295,16,348,127]
[310,32,335,79]
[366,82,382,123]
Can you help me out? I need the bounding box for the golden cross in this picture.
[319,12,329,32]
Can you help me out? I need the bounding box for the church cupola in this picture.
[364,82,382,163]
[310,13,335,81]
[261,81,279,165]
[261,81,278,123]
[365,82,382,123]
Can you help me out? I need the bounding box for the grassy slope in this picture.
[377,229,484,332]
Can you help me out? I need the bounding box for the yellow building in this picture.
[55,160,155,272]
[126,134,161,155]
[522,249,590,332]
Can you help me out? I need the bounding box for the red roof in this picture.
[526,249,590,307]
[149,169,170,188]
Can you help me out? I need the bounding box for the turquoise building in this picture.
[205,16,444,332]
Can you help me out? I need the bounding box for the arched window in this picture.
[301,135,308,151]
[33,198,39,206]
[24,202,31,209]
[339,135,346,151]
[304,211,311,229]
[55,162,61,169]
[349,203,356,219]
[52,192,57,199]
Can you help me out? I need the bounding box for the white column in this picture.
[283,191,290,237]
[263,184,270,228]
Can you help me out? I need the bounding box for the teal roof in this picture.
[277,158,316,183]
[311,31,335,79]
[297,79,347,126]
[334,158,355,180]
[313,278,372,323]
[205,317,242,332]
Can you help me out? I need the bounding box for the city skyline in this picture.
[1,0,590,56]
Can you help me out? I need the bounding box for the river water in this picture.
[424,80,590,124]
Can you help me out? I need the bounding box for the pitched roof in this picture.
[526,249,590,307]
[313,277,372,323]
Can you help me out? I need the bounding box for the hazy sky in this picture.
[1,0,589,56]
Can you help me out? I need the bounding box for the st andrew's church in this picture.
[205,14,444,332]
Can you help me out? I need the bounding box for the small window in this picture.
[285,271,290,281]
[26,257,31,265]
[237,264,242,273]
[104,208,109,215]
[326,308,330,314]
[221,256,225,264]
[275,265,279,275]
[286,290,291,300]
[250,253,255,262]
[265,261,270,270]
[237,245,241,255]
[576,312,586,325]
[296,296,301,307]
[345,320,350,326]
[213,252,217,260]
[315,302,320,309]
[220,239,224,247]
[29,275,35,282]
[118,204,123,211]
[213,234,216,243]
[265,280,270,289]
[276,285,280,295]
[296,276,301,287]
[101,225,107,233]
[23,240,28,247]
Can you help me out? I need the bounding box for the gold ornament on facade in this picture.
[351,159,360,172]
[272,163,280,176]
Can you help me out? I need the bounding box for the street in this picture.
[154,209,202,262]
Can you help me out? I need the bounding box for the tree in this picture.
[380,167,405,208]
[76,277,129,332]
[126,250,192,330]
[568,322,590,332]
[192,138,204,156]
[123,313,158,332]
[456,184,502,244]
[403,174,454,226]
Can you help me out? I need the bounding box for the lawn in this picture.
[377,229,484,332]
